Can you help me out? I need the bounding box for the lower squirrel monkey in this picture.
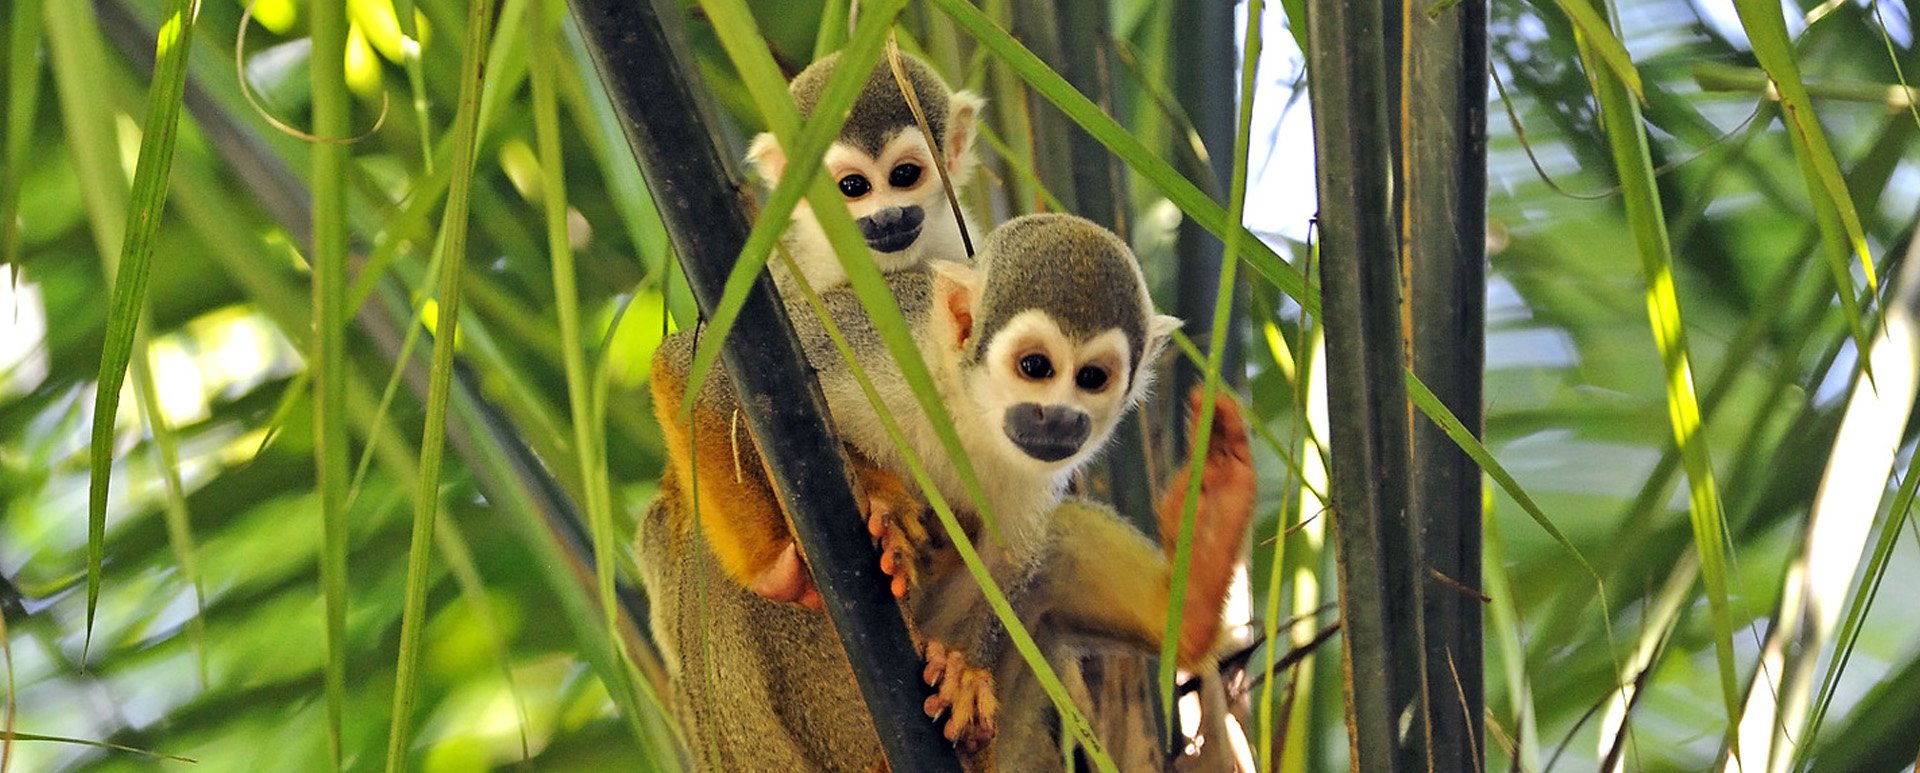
[639,214,1254,769]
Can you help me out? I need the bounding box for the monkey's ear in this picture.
[747,132,786,184]
[943,91,985,182]
[931,261,983,354]
[1142,314,1182,367]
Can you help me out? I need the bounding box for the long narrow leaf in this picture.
[529,0,623,715]
[385,0,495,766]
[0,0,46,269]
[1733,0,1878,358]
[675,5,898,424]
[1574,0,1742,742]
[79,0,202,657]
[1539,0,1643,102]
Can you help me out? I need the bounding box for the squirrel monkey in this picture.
[747,50,985,290]
[641,214,1254,768]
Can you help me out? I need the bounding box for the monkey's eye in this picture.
[838,174,872,198]
[889,163,923,188]
[1074,366,1110,392]
[1018,353,1054,381]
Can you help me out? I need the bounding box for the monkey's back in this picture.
[638,482,885,771]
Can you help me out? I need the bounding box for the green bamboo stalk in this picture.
[385,0,496,766]
[308,0,352,761]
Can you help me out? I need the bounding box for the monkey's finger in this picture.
[923,641,950,685]
[798,588,823,611]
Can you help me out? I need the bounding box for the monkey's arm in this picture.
[1041,391,1256,667]
[652,330,925,607]
[651,331,798,599]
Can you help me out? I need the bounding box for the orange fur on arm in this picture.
[650,336,797,590]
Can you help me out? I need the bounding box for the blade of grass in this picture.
[385,0,495,765]
[0,732,194,763]
[1160,0,1260,726]
[926,0,1313,316]
[1481,491,1541,773]
[814,0,849,59]
[45,0,206,678]
[310,0,352,760]
[1745,233,1920,770]
[1732,0,1878,361]
[2,588,13,773]
[1573,0,1742,745]
[529,0,624,714]
[1,0,46,270]
[697,1,1110,763]
[74,0,202,660]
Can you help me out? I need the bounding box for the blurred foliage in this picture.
[1,0,1919,769]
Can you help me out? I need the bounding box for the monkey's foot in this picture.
[921,640,998,753]
[749,542,823,611]
[858,466,930,598]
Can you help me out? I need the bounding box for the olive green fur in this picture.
[791,50,954,157]
[969,213,1153,378]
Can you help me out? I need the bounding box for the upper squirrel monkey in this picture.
[748,50,985,290]
[641,213,1254,768]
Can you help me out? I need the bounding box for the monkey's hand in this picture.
[854,457,930,598]
[1157,387,1257,666]
[921,639,999,754]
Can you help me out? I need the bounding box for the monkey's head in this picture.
[930,214,1180,472]
[749,51,983,279]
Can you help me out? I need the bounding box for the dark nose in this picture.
[1002,403,1092,463]
[857,206,925,253]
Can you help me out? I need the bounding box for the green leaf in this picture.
[1,0,47,269]
[1732,0,1878,359]
[529,0,626,736]
[384,0,496,766]
[1571,0,1742,743]
[73,0,202,660]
